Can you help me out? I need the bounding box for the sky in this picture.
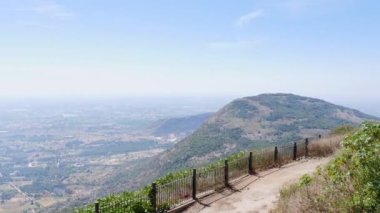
[0,0,380,110]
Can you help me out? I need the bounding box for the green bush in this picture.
[328,122,380,211]
[76,187,154,213]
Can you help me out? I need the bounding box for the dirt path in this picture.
[184,158,331,213]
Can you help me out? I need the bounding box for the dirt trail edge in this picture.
[184,158,331,213]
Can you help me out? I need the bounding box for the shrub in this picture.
[272,122,380,212]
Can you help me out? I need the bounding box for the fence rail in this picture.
[98,193,150,213]
[229,156,249,181]
[196,165,225,195]
[156,175,192,209]
[79,136,322,213]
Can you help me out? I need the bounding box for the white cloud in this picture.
[236,9,263,27]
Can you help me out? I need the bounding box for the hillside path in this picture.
[183,157,331,213]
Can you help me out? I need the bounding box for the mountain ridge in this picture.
[156,93,378,173]
[100,93,379,195]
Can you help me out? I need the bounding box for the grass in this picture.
[308,134,344,157]
[270,133,347,212]
[272,122,380,213]
[273,171,341,212]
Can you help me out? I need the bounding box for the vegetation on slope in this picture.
[273,122,380,212]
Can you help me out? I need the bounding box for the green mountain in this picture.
[157,93,378,172]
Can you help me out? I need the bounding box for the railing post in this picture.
[224,160,229,187]
[95,202,99,213]
[192,169,197,200]
[305,138,309,157]
[248,152,254,175]
[150,182,157,211]
[293,142,297,160]
[274,146,278,164]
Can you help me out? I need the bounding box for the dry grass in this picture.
[308,134,345,157]
[272,167,354,213]
[273,175,321,213]
[271,133,353,213]
[252,148,276,172]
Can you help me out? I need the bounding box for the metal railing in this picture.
[79,136,321,213]
[156,175,192,209]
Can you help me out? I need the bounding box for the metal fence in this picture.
[252,147,275,171]
[196,165,225,195]
[156,175,192,209]
[98,194,150,213]
[79,137,321,213]
[277,144,295,165]
[152,138,315,211]
[229,156,249,181]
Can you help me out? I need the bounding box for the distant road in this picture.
[8,182,36,213]
[184,158,331,213]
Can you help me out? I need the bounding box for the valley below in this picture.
[0,99,218,212]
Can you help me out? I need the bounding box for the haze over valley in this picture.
[0,97,222,212]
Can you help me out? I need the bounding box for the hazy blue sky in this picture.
[0,0,379,105]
